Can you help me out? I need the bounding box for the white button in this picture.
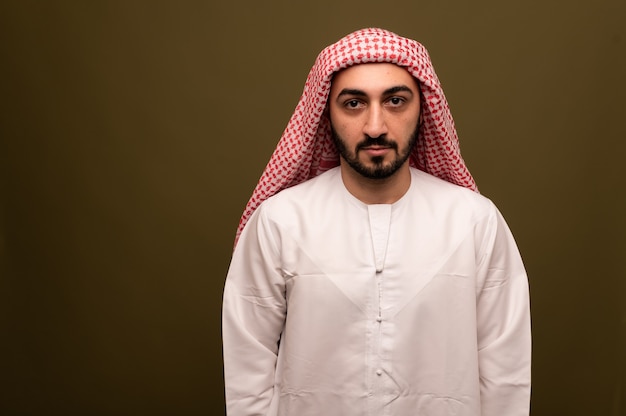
[376,369,383,376]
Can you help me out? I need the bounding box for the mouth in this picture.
[361,145,392,157]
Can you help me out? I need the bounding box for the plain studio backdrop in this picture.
[1,1,624,415]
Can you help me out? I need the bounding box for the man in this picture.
[223,28,531,415]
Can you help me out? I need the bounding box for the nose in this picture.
[363,104,388,138]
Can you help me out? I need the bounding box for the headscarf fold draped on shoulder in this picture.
[236,28,477,243]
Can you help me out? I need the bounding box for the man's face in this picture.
[328,63,421,180]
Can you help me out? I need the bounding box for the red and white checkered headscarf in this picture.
[236,28,477,242]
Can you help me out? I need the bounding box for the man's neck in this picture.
[339,163,411,205]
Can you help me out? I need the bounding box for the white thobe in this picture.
[223,167,531,416]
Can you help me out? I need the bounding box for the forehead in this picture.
[330,63,418,95]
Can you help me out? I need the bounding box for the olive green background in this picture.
[1,1,624,415]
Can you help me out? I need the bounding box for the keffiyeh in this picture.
[236,28,477,242]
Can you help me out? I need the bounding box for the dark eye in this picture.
[346,100,360,108]
[389,97,404,106]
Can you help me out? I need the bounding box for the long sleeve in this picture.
[222,205,286,416]
[476,206,531,415]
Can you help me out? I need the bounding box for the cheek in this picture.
[331,117,356,138]
[399,115,420,133]
[339,125,363,144]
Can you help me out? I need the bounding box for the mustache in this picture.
[356,136,398,152]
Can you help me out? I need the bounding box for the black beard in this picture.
[331,125,419,179]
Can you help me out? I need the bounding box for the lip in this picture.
[361,146,392,157]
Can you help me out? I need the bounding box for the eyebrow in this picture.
[336,85,415,98]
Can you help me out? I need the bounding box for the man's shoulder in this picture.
[259,167,341,212]
[410,168,494,212]
[270,167,340,201]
